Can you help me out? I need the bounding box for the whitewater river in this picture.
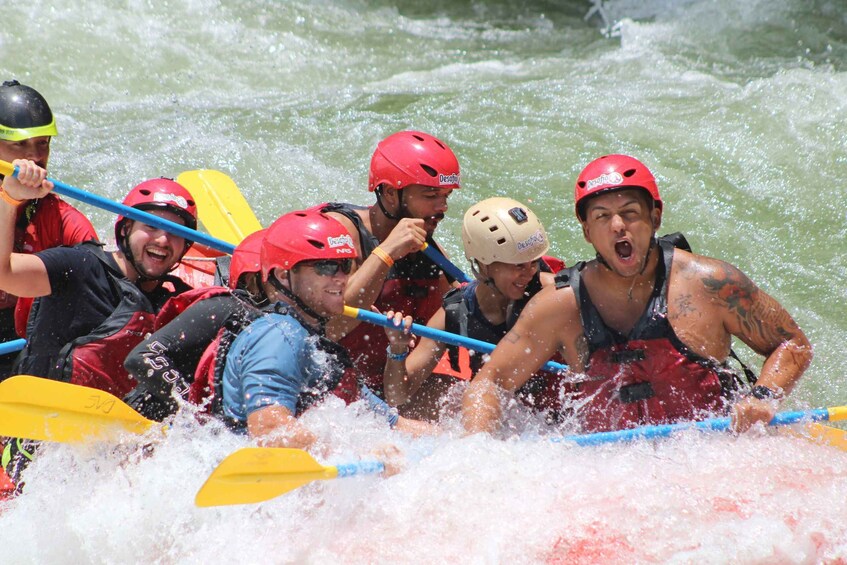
[2,0,846,562]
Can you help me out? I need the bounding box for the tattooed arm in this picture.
[462,285,585,434]
[701,259,813,431]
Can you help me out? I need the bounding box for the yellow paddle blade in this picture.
[0,159,13,176]
[196,447,338,507]
[176,170,262,246]
[0,375,156,443]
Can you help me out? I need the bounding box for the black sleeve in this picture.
[124,294,243,400]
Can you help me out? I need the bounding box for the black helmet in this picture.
[0,80,57,141]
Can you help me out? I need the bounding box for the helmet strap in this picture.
[268,269,329,333]
[375,186,404,221]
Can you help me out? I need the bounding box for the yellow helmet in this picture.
[462,197,549,266]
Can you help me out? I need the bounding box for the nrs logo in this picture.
[153,192,190,209]
[439,173,460,186]
[585,172,623,191]
[327,234,354,250]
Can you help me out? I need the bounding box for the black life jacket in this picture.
[17,242,158,397]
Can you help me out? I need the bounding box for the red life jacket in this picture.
[320,202,449,393]
[49,244,159,397]
[10,194,99,336]
[557,239,740,433]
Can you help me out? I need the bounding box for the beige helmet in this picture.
[462,197,549,266]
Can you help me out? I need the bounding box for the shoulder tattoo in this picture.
[702,263,799,346]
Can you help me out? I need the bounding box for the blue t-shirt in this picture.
[221,311,341,424]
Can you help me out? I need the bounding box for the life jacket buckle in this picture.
[618,381,655,403]
[610,349,646,364]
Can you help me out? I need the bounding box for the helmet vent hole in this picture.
[488,225,499,233]
[412,134,424,141]
[577,181,586,188]
[434,140,445,149]
[420,164,438,178]
[622,169,636,178]
[307,239,325,250]
[496,237,506,245]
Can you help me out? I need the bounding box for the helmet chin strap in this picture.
[268,270,328,332]
[471,259,497,289]
[375,186,405,221]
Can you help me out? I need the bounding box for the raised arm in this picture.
[0,159,53,297]
[325,213,427,340]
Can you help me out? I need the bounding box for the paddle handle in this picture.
[554,407,841,446]
[421,243,472,284]
[1,160,236,255]
[0,338,25,356]
[334,460,385,478]
[344,306,570,375]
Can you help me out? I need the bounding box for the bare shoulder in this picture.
[671,249,759,304]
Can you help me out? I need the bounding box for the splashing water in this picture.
[2,0,846,561]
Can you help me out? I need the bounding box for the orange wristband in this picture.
[0,189,24,207]
[372,246,394,268]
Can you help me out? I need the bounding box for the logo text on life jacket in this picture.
[327,234,354,250]
[516,229,546,252]
[585,172,623,191]
[153,192,190,209]
[439,173,460,186]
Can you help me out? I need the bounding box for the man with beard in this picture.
[321,130,461,419]
[462,154,812,435]
[0,160,196,492]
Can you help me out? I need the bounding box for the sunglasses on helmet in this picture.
[306,259,353,277]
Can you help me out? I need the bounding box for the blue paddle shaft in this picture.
[11,166,236,254]
[351,307,569,374]
[335,460,385,478]
[554,408,833,446]
[421,245,472,284]
[0,338,25,355]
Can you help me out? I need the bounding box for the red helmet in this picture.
[228,229,266,289]
[368,130,460,192]
[114,178,198,243]
[261,209,358,281]
[574,154,661,220]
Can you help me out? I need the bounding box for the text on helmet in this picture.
[327,234,355,250]
[516,230,546,252]
[439,173,460,186]
[153,192,190,209]
[585,172,623,191]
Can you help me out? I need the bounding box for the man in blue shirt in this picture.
[221,209,432,449]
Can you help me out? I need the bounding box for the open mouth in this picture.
[145,247,170,263]
[615,240,633,261]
